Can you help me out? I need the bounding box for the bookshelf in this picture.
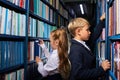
[96,0,119,80]
[0,0,73,80]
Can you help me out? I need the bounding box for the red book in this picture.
[20,0,24,8]
[30,0,34,12]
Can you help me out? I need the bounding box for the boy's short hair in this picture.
[68,18,90,37]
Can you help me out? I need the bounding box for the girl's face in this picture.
[50,35,58,50]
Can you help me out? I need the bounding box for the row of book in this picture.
[0,5,58,38]
[0,41,24,70]
[44,0,69,19]
[30,0,50,21]
[28,17,57,38]
[28,41,50,62]
[5,0,71,25]
[0,6,26,36]
[30,0,68,21]
[45,0,59,10]
[112,41,120,80]
[100,0,120,39]
[0,40,51,70]
[97,41,120,80]
[109,0,120,36]
[0,68,24,80]
[44,0,68,19]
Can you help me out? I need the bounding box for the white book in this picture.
[39,21,44,37]
[11,11,15,35]
[15,13,18,36]
[6,9,12,35]
[30,41,34,61]
[0,7,6,34]
[30,17,33,37]
[0,6,2,32]
[20,14,26,36]
[28,17,31,36]
[37,21,41,37]
[23,15,26,36]
[33,18,36,37]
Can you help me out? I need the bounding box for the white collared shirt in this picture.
[74,39,90,50]
[37,44,59,77]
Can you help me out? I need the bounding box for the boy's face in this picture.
[78,25,91,41]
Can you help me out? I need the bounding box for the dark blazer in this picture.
[69,39,105,80]
[86,19,105,52]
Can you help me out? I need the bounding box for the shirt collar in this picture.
[73,38,90,50]
[73,38,86,45]
[52,49,58,54]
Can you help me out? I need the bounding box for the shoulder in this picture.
[70,40,84,50]
[49,52,59,62]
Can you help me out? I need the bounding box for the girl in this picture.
[35,28,71,80]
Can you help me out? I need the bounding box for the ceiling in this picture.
[63,0,97,27]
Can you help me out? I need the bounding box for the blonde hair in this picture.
[51,28,70,80]
[68,18,90,37]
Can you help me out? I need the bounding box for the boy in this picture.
[68,18,110,80]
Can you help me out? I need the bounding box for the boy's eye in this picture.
[86,29,89,31]
[86,29,90,32]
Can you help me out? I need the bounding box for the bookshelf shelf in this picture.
[28,37,50,41]
[40,0,57,12]
[109,35,120,41]
[41,0,68,20]
[29,11,56,26]
[0,34,25,41]
[0,64,24,74]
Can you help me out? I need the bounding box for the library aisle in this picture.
[0,0,119,80]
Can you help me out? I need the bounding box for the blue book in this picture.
[7,41,11,67]
[34,41,39,59]
[42,3,46,19]
[0,41,1,69]
[43,23,48,38]
[6,41,9,68]
[17,14,20,36]
[47,24,51,38]
[6,9,12,35]
[3,41,7,69]
[4,9,8,34]
[33,0,37,14]
[33,18,37,37]
[0,6,2,30]
[1,41,5,69]
[9,41,13,67]
[15,42,18,65]
[12,42,16,66]
[17,42,20,65]
[30,17,33,37]
[20,42,24,64]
